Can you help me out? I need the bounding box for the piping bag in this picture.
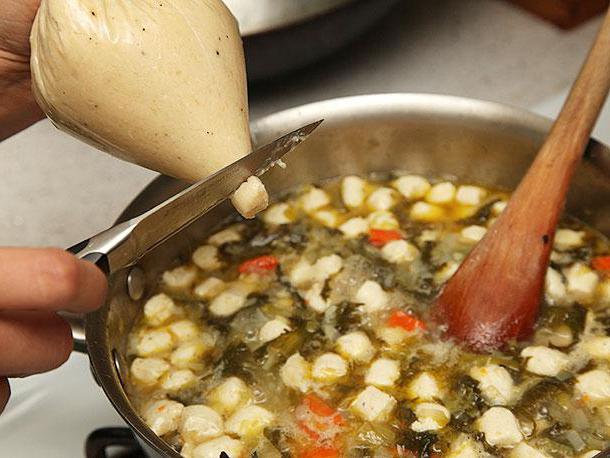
[30,0,269,216]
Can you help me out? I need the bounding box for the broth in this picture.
[125,173,610,458]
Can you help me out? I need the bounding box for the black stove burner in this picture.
[84,428,233,458]
[85,427,146,458]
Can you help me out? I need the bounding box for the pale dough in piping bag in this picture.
[30,0,269,217]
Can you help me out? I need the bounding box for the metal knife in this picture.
[68,120,322,275]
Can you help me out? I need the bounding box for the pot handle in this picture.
[60,311,88,354]
[61,242,112,354]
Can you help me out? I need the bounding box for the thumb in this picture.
[0,377,10,414]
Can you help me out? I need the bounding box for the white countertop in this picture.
[0,0,608,456]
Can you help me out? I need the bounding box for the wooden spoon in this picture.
[433,9,610,352]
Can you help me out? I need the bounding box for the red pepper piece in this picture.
[368,229,402,247]
[301,446,340,458]
[388,310,426,332]
[592,255,610,272]
[238,255,279,274]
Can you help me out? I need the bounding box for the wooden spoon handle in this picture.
[434,9,610,351]
[505,10,610,256]
[527,9,610,213]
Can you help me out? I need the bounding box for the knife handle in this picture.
[65,219,137,276]
[67,239,111,276]
[61,239,110,353]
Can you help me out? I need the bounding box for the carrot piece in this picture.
[238,255,279,273]
[368,229,402,247]
[296,395,346,444]
[592,255,610,272]
[301,446,340,458]
[388,310,425,331]
[303,394,336,417]
[302,394,345,426]
[298,420,321,441]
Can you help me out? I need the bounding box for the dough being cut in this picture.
[231,176,269,219]
[30,0,252,183]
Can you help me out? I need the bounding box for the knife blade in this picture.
[70,120,322,273]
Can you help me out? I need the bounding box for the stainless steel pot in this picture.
[73,94,610,457]
[225,0,361,36]
[224,0,402,81]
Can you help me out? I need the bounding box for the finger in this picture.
[0,247,107,313]
[0,310,73,376]
[0,377,9,414]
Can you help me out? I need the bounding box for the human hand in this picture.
[0,248,107,414]
[0,0,44,139]
[0,0,40,70]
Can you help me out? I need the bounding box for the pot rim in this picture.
[227,0,359,37]
[85,92,609,457]
[250,92,553,141]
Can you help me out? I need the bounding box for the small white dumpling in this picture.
[168,320,200,343]
[311,353,348,383]
[144,293,179,326]
[393,175,430,200]
[231,176,269,219]
[367,187,396,211]
[406,372,442,401]
[365,358,401,387]
[476,407,523,447]
[301,187,330,212]
[354,280,389,313]
[208,377,252,416]
[179,405,224,444]
[259,318,292,343]
[131,357,170,386]
[264,203,293,225]
[341,175,367,208]
[350,386,396,422]
[280,353,312,393]
[161,369,197,393]
[136,329,174,357]
[194,277,226,299]
[469,364,514,405]
[209,287,248,317]
[171,337,214,368]
[192,245,221,271]
[192,435,244,458]
[162,266,197,289]
[225,405,275,438]
[336,332,376,363]
[143,400,184,436]
[207,225,242,246]
[410,402,451,432]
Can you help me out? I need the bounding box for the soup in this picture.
[125,173,610,458]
